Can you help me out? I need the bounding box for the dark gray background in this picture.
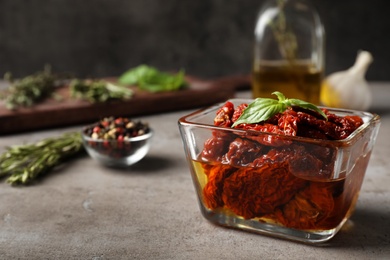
[0,0,388,80]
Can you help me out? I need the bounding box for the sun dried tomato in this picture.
[221,137,264,166]
[231,103,248,123]
[297,112,339,140]
[297,110,364,140]
[203,164,235,209]
[344,115,364,128]
[278,109,299,136]
[252,147,291,168]
[304,145,336,176]
[214,101,235,127]
[201,135,233,162]
[235,123,288,147]
[334,115,364,139]
[250,144,331,179]
[297,126,329,140]
[273,181,340,229]
[221,163,308,219]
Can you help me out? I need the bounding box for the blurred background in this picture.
[0,0,388,80]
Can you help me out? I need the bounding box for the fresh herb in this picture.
[1,65,58,110]
[0,132,83,185]
[268,0,297,63]
[70,79,133,103]
[118,65,186,92]
[232,91,327,127]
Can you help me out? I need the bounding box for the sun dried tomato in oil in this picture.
[221,163,307,219]
[203,164,235,209]
[199,101,364,230]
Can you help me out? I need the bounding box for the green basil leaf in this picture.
[118,65,157,85]
[232,98,285,127]
[272,91,286,102]
[118,65,186,92]
[231,91,327,128]
[287,98,327,120]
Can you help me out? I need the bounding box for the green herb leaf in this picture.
[118,65,186,92]
[286,98,327,119]
[118,65,153,86]
[70,79,133,103]
[232,91,327,127]
[0,132,83,185]
[1,65,58,110]
[232,98,285,127]
[268,0,298,63]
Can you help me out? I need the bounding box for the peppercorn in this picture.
[84,117,150,158]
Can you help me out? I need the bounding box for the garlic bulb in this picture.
[320,51,373,110]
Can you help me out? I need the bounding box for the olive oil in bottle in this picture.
[252,61,322,104]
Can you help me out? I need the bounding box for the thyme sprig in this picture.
[0,132,84,185]
[1,65,59,110]
[70,79,133,103]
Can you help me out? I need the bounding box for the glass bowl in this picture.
[178,98,380,243]
[82,125,153,167]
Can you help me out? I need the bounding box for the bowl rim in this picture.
[82,127,153,143]
[178,98,381,147]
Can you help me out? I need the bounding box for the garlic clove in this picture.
[320,50,373,111]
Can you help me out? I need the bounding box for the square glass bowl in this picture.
[178,99,380,243]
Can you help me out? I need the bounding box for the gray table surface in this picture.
[1,84,389,259]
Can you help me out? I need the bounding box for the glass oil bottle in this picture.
[252,0,325,104]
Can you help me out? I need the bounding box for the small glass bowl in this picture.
[82,127,153,167]
[178,98,380,243]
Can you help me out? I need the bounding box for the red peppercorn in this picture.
[117,135,124,148]
[115,118,123,125]
[101,121,109,128]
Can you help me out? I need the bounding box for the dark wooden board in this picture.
[0,75,250,135]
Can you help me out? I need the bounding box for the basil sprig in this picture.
[118,65,186,92]
[232,91,327,127]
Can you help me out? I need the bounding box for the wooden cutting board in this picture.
[0,75,250,135]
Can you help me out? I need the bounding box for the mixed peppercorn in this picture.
[84,117,150,140]
[83,117,150,158]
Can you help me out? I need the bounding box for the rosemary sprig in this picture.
[268,0,298,63]
[69,79,133,103]
[0,132,84,185]
[1,65,58,110]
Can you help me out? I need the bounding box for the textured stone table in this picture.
[1,84,389,259]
